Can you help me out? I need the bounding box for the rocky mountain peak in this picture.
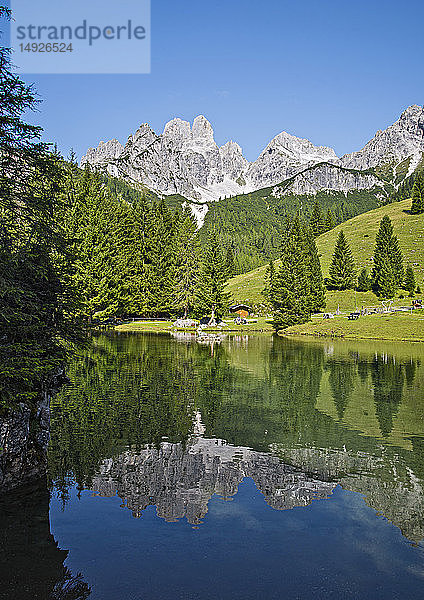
[245,130,338,190]
[192,115,215,143]
[397,104,424,137]
[81,138,123,168]
[128,123,157,150]
[268,130,338,162]
[220,139,242,151]
[400,103,423,117]
[341,104,424,170]
[219,140,246,162]
[162,118,191,144]
[80,106,424,223]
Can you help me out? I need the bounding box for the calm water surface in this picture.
[1,332,424,599]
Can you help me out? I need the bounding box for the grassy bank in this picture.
[115,316,274,333]
[283,310,424,342]
[116,320,174,332]
[113,313,424,342]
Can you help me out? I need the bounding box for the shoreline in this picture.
[282,311,424,343]
[114,311,424,343]
[281,331,424,343]
[115,316,275,334]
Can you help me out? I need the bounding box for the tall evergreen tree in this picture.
[305,226,326,311]
[357,268,371,292]
[149,200,179,316]
[410,171,424,214]
[174,209,201,317]
[309,201,324,237]
[263,260,276,302]
[124,192,157,316]
[376,259,398,299]
[372,215,404,297]
[404,266,416,297]
[0,31,80,402]
[328,231,356,290]
[225,243,237,277]
[270,217,312,331]
[61,166,128,320]
[324,209,336,232]
[195,231,231,318]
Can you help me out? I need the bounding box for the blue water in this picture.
[2,333,424,599]
[50,481,424,600]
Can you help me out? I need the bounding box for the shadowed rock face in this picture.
[271,163,384,196]
[0,394,51,495]
[90,437,336,524]
[0,368,68,496]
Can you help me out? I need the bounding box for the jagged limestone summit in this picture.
[81,106,424,223]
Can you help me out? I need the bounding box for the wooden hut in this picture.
[229,304,252,319]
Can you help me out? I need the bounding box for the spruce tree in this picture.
[404,266,416,297]
[375,259,397,299]
[324,209,336,232]
[372,215,404,297]
[174,209,201,317]
[305,226,326,311]
[149,200,179,316]
[225,244,237,277]
[328,231,356,290]
[0,30,80,402]
[309,201,324,237]
[357,268,371,292]
[195,231,231,318]
[263,260,276,302]
[270,217,312,331]
[411,171,424,214]
[125,191,157,316]
[62,166,124,320]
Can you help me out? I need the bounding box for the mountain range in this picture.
[81,105,424,223]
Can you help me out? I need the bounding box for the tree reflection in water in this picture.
[0,480,90,600]
[47,333,424,544]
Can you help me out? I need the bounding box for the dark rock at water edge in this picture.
[0,370,66,495]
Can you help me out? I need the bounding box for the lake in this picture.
[1,332,424,600]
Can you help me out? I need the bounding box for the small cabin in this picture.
[229,304,252,319]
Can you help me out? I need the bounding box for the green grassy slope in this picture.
[284,311,424,342]
[226,199,424,309]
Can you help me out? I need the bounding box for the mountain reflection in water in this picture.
[91,436,336,524]
[5,332,423,600]
[48,333,424,543]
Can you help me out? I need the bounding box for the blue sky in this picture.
[2,0,424,161]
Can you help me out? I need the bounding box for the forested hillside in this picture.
[199,186,384,273]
